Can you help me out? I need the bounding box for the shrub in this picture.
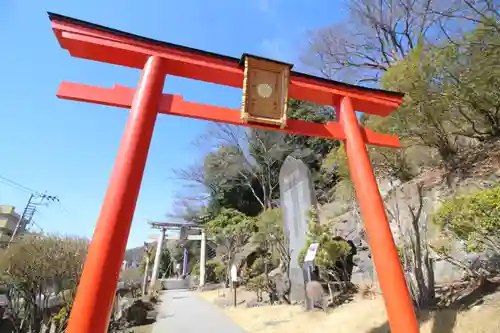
[206,260,226,283]
[212,260,227,283]
[299,209,355,304]
[433,185,500,254]
[191,259,226,283]
[246,275,267,302]
[0,234,88,332]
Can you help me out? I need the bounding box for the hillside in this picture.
[124,243,155,267]
[319,141,500,285]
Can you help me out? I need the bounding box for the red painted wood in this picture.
[340,96,418,333]
[64,56,166,333]
[51,20,402,116]
[57,81,401,148]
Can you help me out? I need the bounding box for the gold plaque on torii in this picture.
[240,54,292,129]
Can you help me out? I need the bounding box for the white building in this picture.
[0,205,21,246]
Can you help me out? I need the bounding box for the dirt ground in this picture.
[125,324,153,333]
[199,288,500,333]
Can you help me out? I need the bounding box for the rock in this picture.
[269,269,291,301]
[245,297,261,308]
[115,296,132,321]
[114,297,151,327]
[351,250,375,285]
[279,156,318,303]
[0,294,6,319]
[139,296,156,310]
[305,281,326,310]
[320,162,500,286]
[125,300,149,326]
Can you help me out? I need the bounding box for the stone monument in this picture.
[279,156,318,302]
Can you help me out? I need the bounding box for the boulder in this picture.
[114,296,132,321]
[305,281,326,310]
[113,297,150,327]
[125,300,149,326]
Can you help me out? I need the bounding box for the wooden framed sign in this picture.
[240,54,292,129]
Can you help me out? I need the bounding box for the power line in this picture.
[0,176,59,244]
[10,192,59,244]
[0,179,31,194]
[0,175,64,246]
[30,220,45,233]
[0,175,39,194]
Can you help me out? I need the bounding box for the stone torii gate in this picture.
[148,221,209,289]
[48,12,419,333]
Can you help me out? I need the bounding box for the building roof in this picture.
[0,205,20,219]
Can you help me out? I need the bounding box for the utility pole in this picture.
[10,192,59,243]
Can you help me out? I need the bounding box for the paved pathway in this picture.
[152,289,246,333]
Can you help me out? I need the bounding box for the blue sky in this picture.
[0,0,345,248]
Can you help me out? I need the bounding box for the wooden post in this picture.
[233,282,237,307]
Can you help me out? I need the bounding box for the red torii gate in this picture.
[48,12,419,333]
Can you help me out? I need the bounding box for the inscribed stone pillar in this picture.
[279,156,318,302]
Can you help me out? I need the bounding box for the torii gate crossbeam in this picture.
[47,12,419,333]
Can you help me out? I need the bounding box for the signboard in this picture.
[230,264,238,282]
[303,243,320,263]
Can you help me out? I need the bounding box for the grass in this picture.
[198,289,221,302]
[199,289,500,333]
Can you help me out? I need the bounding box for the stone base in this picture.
[289,267,307,301]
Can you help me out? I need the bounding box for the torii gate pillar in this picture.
[339,97,417,332]
[65,56,165,333]
[150,227,166,291]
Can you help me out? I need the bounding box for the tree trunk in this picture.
[327,283,334,306]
